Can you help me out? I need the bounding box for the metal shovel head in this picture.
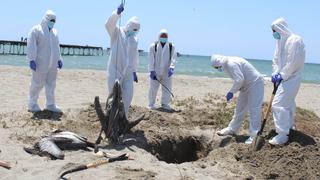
[252,134,264,151]
[252,81,281,151]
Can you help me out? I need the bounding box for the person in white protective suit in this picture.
[212,55,264,144]
[27,10,63,113]
[269,18,306,145]
[148,29,177,110]
[105,3,140,117]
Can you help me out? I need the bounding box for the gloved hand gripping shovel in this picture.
[252,80,281,151]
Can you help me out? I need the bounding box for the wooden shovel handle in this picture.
[0,160,12,169]
[87,159,109,168]
[263,81,282,120]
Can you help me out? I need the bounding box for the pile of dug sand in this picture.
[1,93,320,179]
[129,94,320,179]
[232,106,320,179]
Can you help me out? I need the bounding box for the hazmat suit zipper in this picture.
[48,29,53,69]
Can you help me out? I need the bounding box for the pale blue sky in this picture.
[0,0,319,63]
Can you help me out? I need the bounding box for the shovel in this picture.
[252,80,281,151]
[59,153,130,180]
[156,78,175,98]
[0,160,12,169]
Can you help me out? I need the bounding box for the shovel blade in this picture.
[252,135,264,151]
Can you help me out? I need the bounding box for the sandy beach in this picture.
[1,65,319,116]
[1,65,320,179]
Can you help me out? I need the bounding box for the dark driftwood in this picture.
[94,81,144,151]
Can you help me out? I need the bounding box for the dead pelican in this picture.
[24,130,94,160]
[94,80,144,149]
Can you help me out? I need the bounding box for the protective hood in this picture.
[271,18,292,37]
[158,29,168,39]
[41,10,56,27]
[124,16,140,32]
[211,55,227,68]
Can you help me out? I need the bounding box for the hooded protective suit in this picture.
[211,55,264,137]
[27,10,62,110]
[105,11,140,116]
[271,18,306,137]
[148,29,177,108]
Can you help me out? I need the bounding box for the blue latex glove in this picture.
[271,73,282,83]
[117,3,124,15]
[133,72,138,83]
[226,92,233,102]
[168,68,174,77]
[58,60,63,69]
[29,60,36,71]
[150,71,157,80]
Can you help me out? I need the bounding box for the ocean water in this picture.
[0,53,319,84]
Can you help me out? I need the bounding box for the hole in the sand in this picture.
[148,136,208,164]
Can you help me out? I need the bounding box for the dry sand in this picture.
[1,65,319,117]
[0,65,320,180]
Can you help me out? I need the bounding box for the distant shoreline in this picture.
[0,64,319,85]
[0,53,319,65]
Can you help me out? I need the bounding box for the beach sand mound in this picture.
[1,93,320,179]
[129,94,320,179]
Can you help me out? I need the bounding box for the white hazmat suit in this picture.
[148,29,176,109]
[212,55,264,140]
[105,11,140,117]
[270,18,306,144]
[27,10,62,112]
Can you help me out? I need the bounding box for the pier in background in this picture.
[0,40,103,56]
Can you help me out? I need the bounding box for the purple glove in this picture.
[58,60,63,69]
[150,71,157,80]
[117,3,124,15]
[271,73,282,83]
[168,68,174,77]
[226,92,233,102]
[133,72,138,83]
[29,60,36,71]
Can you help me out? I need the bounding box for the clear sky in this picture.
[0,0,319,63]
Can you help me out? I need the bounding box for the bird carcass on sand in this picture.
[24,130,95,160]
[94,80,144,150]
